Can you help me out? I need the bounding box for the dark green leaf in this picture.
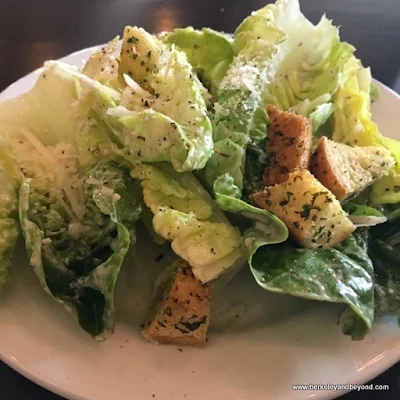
[250,236,374,338]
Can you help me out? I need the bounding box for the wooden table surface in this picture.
[0,0,399,399]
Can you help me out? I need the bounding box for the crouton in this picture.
[311,136,395,202]
[263,105,312,186]
[142,260,210,346]
[250,170,355,248]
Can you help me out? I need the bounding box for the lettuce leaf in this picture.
[250,235,374,339]
[242,138,268,200]
[116,26,213,171]
[214,189,288,259]
[0,152,19,291]
[331,57,400,204]
[163,27,234,98]
[370,136,400,204]
[332,58,378,147]
[0,61,142,336]
[132,163,245,283]
[206,0,354,198]
[0,61,120,150]
[19,161,140,337]
[369,209,400,316]
[343,203,387,227]
[82,37,122,89]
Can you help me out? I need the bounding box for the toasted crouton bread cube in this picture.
[251,170,355,248]
[142,260,210,346]
[263,105,312,186]
[311,136,395,202]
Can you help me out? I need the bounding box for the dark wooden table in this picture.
[0,0,399,399]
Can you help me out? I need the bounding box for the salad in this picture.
[0,0,399,346]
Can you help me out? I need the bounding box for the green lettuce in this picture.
[331,57,400,204]
[370,136,400,204]
[332,58,378,146]
[133,164,288,283]
[205,0,354,198]
[0,61,121,150]
[214,187,289,260]
[82,37,123,89]
[0,61,141,337]
[116,26,213,171]
[0,154,20,291]
[242,138,268,200]
[132,163,245,283]
[369,209,400,316]
[343,203,387,227]
[19,161,140,337]
[291,95,336,134]
[163,27,234,98]
[250,235,374,339]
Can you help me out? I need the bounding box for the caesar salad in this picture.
[0,0,399,346]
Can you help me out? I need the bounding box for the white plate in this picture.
[0,46,399,400]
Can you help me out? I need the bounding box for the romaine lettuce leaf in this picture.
[250,235,374,339]
[332,58,378,147]
[206,0,354,197]
[82,37,122,89]
[343,203,387,227]
[133,164,288,283]
[0,160,19,292]
[369,208,400,317]
[0,60,142,336]
[242,138,268,200]
[132,163,246,283]
[116,26,213,171]
[331,57,400,204]
[214,190,288,260]
[0,61,120,150]
[103,106,211,172]
[370,136,400,204]
[291,95,335,134]
[19,160,140,337]
[163,27,234,98]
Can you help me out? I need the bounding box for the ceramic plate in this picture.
[0,46,399,400]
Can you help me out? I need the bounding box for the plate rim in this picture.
[1,43,400,400]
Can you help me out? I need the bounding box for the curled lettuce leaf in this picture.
[103,106,211,172]
[133,164,288,283]
[370,136,400,204]
[0,157,19,292]
[242,138,268,200]
[206,0,354,198]
[331,57,400,204]
[19,161,140,337]
[214,187,289,260]
[343,203,387,227]
[332,58,378,146]
[163,27,234,98]
[82,37,122,89]
[250,235,374,339]
[369,209,400,317]
[132,163,245,283]
[204,5,286,196]
[0,61,120,150]
[0,61,141,336]
[291,95,335,134]
[116,26,213,171]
